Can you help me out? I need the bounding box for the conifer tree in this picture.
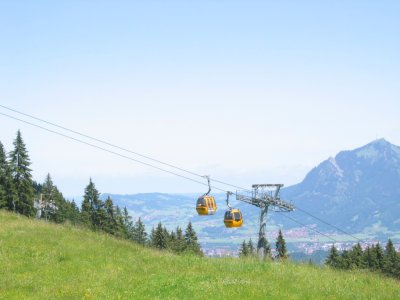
[0,142,17,212]
[64,199,81,225]
[114,206,125,236]
[248,238,255,256]
[374,243,385,271]
[103,196,117,235]
[384,239,397,276]
[132,217,147,245]
[184,222,201,254]
[339,250,351,269]
[9,130,35,216]
[172,226,186,253]
[363,246,373,269]
[81,179,105,229]
[122,207,133,239]
[349,243,365,269]
[239,240,249,257]
[152,222,167,250]
[275,229,288,260]
[0,142,8,208]
[326,245,341,268]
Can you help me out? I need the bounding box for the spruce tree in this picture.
[248,238,255,256]
[64,199,81,225]
[81,179,105,229]
[0,142,8,208]
[375,243,385,271]
[363,246,373,269]
[114,206,125,236]
[0,142,17,212]
[184,222,201,254]
[122,207,133,239]
[132,217,147,246]
[153,222,167,250]
[9,130,35,216]
[173,226,186,253]
[384,239,397,276]
[339,250,351,269]
[349,243,365,269]
[275,229,288,260]
[326,245,340,268]
[239,240,249,257]
[104,196,117,235]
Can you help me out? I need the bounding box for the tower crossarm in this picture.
[235,192,294,211]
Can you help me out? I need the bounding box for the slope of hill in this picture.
[1,210,399,299]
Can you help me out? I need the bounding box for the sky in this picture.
[0,1,399,197]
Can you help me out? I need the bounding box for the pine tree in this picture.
[80,179,105,229]
[384,239,397,276]
[239,240,249,257]
[363,246,373,269]
[0,142,8,208]
[339,250,351,269]
[103,196,117,235]
[114,206,125,236]
[326,245,341,268]
[248,238,255,256]
[0,142,17,212]
[349,243,365,269]
[132,217,147,246]
[122,207,133,239]
[375,243,385,272]
[184,222,201,254]
[9,130,35,216]
[64,199,81,225]
[172,226,186,253]
[275,229,288,260]
[152,222,167,250]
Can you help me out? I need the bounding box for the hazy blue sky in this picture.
[1,1,399,196]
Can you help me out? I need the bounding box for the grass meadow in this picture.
[1,210,399,299]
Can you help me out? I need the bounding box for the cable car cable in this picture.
[0,104,246,191]
[293,206,362,242]
[0,106,365,243]
[276,211,340,244]
[0,112,229,193]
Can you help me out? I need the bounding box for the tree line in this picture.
[0,130,202,256]
[238,229,288,260]
[326,241,400,279]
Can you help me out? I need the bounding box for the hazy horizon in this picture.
[1,1,399,195]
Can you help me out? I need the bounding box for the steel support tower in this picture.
[236,184,294,259]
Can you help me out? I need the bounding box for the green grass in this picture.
[1,210,399,299]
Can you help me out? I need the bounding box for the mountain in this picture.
[282,138,400,235]
[103,139,400,250]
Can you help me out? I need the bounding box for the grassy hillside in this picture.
[0,210,399,300]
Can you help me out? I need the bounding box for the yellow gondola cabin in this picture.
[224,209,243,228]
[196,195,217,215]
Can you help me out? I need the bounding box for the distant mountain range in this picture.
[282,138,400,235]
[103,139,400,250]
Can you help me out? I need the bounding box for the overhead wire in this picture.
[0,104,246,192]
[276,211,340,244]
[294,206,362,242]
[0,111,227,193]
[0,105,363,243]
